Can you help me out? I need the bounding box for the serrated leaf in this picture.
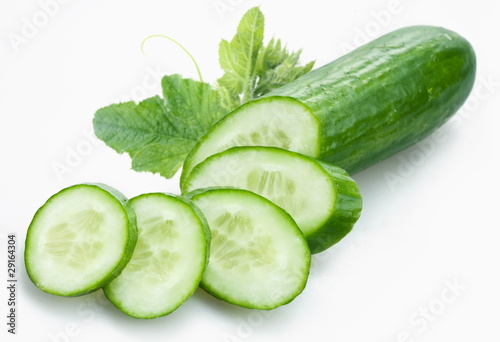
[254,39,315,98]
[255,38,287,74]
[93,96,175,155]
[93,75,225,178]
[217,6,265,110]
[131,141,195,179]
[162,74,226,138]
[216,8,315,112]
[93,7,315,180]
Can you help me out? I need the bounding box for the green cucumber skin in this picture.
[309,163,362,254]
[24,183,138,297]
[266,25,476,173]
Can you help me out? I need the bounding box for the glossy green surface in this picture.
[309,161,363,253]
[267,25,476,173]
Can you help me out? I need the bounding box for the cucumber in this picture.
[182,146,362,254]
[24,183,138,297]
[186,188,310,309]
[103,193,210,319]
[181,25,476,181]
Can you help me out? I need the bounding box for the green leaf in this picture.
[217,6,265,111]
[93,96,175,155]
[161,74,226,138]
[93,7,315,179]
[93,75,225,178]
[254,38,315,98]
[131,142,195,179]
[216,7,315,113]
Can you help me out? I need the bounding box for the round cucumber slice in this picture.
[187,188,311,310]
[182,147,362,254]
[24,183,138,297]
[103,193,210,319]
[180,96,321,185]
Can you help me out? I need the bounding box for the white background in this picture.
[1,0,499,341]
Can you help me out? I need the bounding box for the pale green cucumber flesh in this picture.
[180,96,320,183]
[182,147,362,253]
[182,147,334,236]
[103,193,210,319]
[24,183,137,297]
[187,188,310,309]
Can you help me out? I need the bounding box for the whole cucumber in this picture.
[266,25,476,173]
[181,26,476,183]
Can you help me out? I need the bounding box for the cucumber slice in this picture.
[103,193,210,319]
[24,183,138,297]
[180,96,321,184]
[182,147,362,254]
[187,188,310,309]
